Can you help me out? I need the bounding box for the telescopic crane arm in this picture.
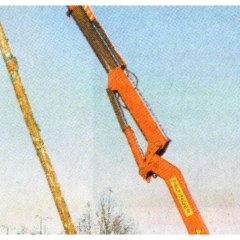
[67,5,209,234]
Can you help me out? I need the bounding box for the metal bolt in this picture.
[155,142,162,147]
[145,151,150,156]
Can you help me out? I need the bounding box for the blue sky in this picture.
[0,5,240,234]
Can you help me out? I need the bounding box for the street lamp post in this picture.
[35,215,53,235]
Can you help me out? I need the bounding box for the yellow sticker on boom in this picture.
[170,177,193,217]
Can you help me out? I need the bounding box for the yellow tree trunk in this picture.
[0,22,76,235]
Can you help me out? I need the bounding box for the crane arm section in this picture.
[67,5,126,72]
[67,5,209,234]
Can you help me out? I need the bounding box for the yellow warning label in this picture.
[170,177,193,217]
[196,229,202,234]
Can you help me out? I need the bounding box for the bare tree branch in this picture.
[77,191,136,234]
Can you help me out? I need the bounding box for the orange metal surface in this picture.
[67,6,77,11]
[68,5,209,234]
[150,155,209,234]
[108,67,170,160]
[108,67,209,234]
[124,127,209,234]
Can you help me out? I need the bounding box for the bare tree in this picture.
[78,202,93,234]
[77,190,136,234]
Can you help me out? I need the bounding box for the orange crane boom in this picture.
[67,6,209,234]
